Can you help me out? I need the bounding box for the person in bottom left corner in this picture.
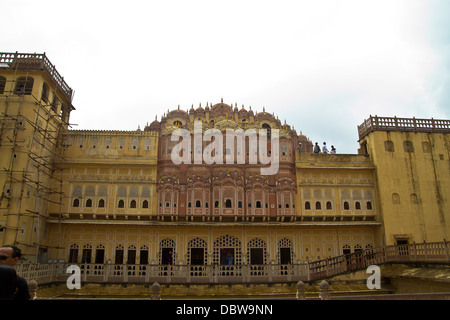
[0,245,31,300]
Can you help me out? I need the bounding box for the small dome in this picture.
[146,117,161,131]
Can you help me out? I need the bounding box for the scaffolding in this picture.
[0,52,74,262]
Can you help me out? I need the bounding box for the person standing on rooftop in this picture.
[314,142,320,153]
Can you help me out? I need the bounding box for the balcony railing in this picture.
[0,52,74,102]
[15,240,450,286]
[358,116,450,140]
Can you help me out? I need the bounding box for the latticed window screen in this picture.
[187,237,208,265]
[159,238,176,264]
[278,238,294,264]
[213,234,242,265]
[247,238,267,265]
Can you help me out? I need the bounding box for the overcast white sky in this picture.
[3,0,449,153]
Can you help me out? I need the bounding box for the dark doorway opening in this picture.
[161,248,174,265]
[280,248,291,264]
[95,249,105,264]
[220,248,235,265]
[250,248,264,265]
[140,250,149,264]
[190,248,204,265]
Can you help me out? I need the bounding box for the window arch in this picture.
[118,199,125,208]
[392,193,400,204]
[278,238,293,264]
[72,199,80,207]
[130,200,137,208]
[343,245,351,255]
[85,199,92,207]
[115,245,124,264]
[41,82,49,102]
[326,201,332,210]
[225,199,232,208]
[305,201,311,210]
[14,76,34,95]
[315,201,321,210]
[213,234,242,266]
[95,244,105,264]
[256,201,261,208]
[68,244,79,263]
[0,76,6,94]
[343,201,350,210]
[142,200,149,208]
[159,238,176,265]
[187,237,208,266]
[98,199,105,208]
[247,238,267,266]
[366,201,372,210]
[403,141,414,153]
[262,123,271,140]
[355,201,361,210]
[81,244,92,263]
[384,140,394,152]
[196,200,201,208]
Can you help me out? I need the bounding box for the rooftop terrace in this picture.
[0,51,74,102]
[358,115,450,140]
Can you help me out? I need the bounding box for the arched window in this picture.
[68,244,79,263]
[14,76,34,95]
[196,200,201,208]
[214,201,219,208]
[225,199,232,208]
[118,200,125,208]
[326,201,332,210]
[142,200,149,208]
[384,140,394,152]
[85,199,92,207]
[403,141,414,153]
[173,120,182,127]
[130,200,137,208]
[355,201,361,210]
[41,82,49,103]
[343,245,351,255]
[256,201,261,208]
[366,201,372,210]
[262,123,271,140]
[344,201,349,210]
[315,201,321,210]
[0,76,6,94]
[72,199,80,207]
[238,201,242,208]
[305,201,310,210]
[95,245,105,264]
[98,199,105,208]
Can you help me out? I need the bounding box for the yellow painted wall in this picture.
[46,223,376,263]
[0,68,72,257]
[360,131,450,244]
